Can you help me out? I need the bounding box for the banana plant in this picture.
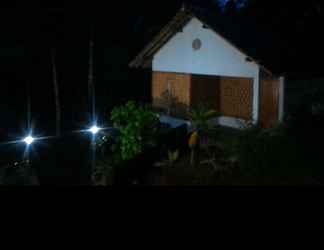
[188,104,220,135]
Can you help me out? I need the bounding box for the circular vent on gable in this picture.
[192,38,202,51]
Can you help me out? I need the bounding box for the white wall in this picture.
[152,17,260,125]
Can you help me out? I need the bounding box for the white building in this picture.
[130,5,285,129]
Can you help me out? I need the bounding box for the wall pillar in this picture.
[278,76,285,122]
[252,73,260,125]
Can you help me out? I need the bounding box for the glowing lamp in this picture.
[23,135,35,146]
[89,125,100,135]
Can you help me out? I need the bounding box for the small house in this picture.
[130,5,285,129]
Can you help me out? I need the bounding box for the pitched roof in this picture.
[129,4,283,75]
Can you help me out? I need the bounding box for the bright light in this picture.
[23,135,35,146]
[89,126,100,135]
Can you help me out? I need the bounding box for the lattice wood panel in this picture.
[152,71,191,115]
[219,77,253,120]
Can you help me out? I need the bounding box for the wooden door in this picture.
[190,74,221,111]
[259,78,279,128]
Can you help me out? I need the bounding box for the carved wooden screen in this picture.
[152,71,191,115]
[219,76,253,120]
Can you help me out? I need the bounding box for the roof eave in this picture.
[129,7,193,68]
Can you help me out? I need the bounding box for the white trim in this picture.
[252,74,260,124]
[278,76,285,122]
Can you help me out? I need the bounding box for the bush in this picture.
[0,161,39,186]
[234,124,309,184]
[95,103,194,185]
[109,101,159,161]
[94,101,161,185]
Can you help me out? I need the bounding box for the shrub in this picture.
[0,161,39,186]
[234,124,308,184]
[107,101,159,161]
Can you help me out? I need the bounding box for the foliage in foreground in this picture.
[222,123,324,185]
[110,101,159,161]
[0,161,39,186]
[155,121,324,185]
[93,98,324,185]
[98,101,160,162]
[94,101,194,185]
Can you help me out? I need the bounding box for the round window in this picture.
[192,39,202,51]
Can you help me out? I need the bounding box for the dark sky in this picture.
[0,2,186,134]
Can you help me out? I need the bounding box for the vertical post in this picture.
[278,76,285,123]
[88,26,95,121]
[26,81,31,166]
[167,81,171,115]
[90,134,96,185]
[25,82,39,185]
[88,25,97,185]
[252,70,260,125]
[51,48,61,137]
[27,81,31,132]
